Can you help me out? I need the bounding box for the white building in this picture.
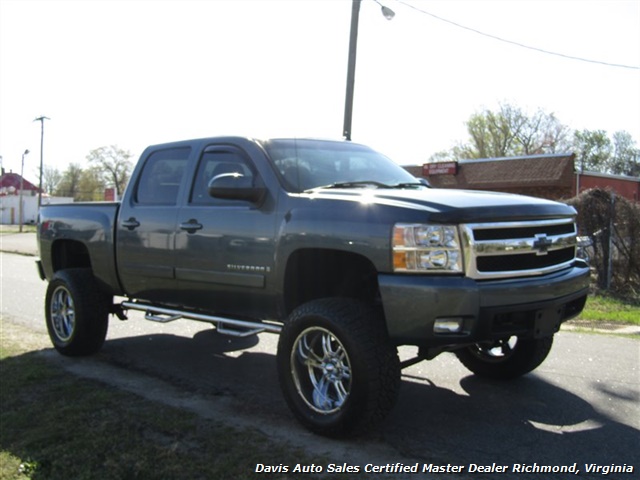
[0,172,73,225]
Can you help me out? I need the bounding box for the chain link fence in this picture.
[568,188,640,300]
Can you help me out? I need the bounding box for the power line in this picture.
[396,0,640,71]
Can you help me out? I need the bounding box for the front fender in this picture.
[275,197,394,274]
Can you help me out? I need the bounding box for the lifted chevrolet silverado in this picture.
[37,137,589,437]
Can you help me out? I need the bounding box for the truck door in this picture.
[173,144,277,318]
[116,146,191,303]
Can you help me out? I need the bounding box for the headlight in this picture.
[392,224,463,273]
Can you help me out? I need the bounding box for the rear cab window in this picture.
[135,147,191,205]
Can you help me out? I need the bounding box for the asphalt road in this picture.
[1,250,639,479]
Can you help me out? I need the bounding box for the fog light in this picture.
[434,317,464,334]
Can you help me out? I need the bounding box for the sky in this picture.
[1,0,639,182]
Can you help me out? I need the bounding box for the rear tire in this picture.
[277,298,400,437]
[45,269,110,356]
[455,335,554,379]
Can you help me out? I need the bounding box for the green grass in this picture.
[0,225,36,235]
[578,294,640,326]
[0,324,349,480]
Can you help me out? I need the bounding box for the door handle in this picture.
[180,219,203,233]
[122,217,140,230]
[229,239,247,248]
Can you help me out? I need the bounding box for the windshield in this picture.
[263,139,420,192]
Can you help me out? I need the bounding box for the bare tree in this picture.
[427,103,636,172]
[41,165,62,195]
[86,145,134,197]
[459,103,569,159]
[518,109,570,155]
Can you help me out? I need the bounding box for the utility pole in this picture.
[342,0,394,141]
[19,149,29,232]
[343,0,361,141]
[34,116,50,209]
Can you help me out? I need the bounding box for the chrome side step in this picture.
[120,301,282,336]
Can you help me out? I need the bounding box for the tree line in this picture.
[429,102,639,177]
[44,105,639,202]
[44,146,134,201]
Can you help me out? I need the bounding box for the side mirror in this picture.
[208,173,266,204]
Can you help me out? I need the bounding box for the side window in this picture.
[135,147,190,205]
[190,149,255,205]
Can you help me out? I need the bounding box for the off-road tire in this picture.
[277,298,400,437]
[455,335,554,380]
[45,268,110,356]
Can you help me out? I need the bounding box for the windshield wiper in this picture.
[305,180,428,193]
[306,181,390,191]
[388,182,428,189]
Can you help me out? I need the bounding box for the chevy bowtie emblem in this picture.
[533,234,553,255]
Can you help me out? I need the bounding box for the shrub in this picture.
[569,188,640,300]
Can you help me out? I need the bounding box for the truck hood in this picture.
[305,187,576,223]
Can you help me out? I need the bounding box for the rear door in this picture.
[116,146,191,302]
[173,144,277,318]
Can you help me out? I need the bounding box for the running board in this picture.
[120,301,282,336]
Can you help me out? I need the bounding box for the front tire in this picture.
[45,269,110,356]
[455,335,554,379]
[277,298,400,437]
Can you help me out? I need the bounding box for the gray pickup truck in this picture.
[37,136,590,437]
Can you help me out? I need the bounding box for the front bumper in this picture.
[379,260,590,348]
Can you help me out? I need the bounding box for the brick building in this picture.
[407,154,639,202]
[576,171,639,202]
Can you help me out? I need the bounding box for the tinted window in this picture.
[263,139,417,192]
[190,149,255,205]
[135,147,190,205]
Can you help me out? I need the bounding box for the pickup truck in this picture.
[37,136,590,437]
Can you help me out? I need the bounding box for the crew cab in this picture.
[37,137,590,436]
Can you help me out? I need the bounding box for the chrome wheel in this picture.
[277,298,400,436]
[50,285,76,342]
[45,269,110,356]
[291,326,352,414]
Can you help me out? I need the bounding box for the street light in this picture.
[342,0,395,141]
[375,0,395,20]
[19,149,29,232]
[34,115,50,209]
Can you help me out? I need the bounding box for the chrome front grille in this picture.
[461,219,578,280]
